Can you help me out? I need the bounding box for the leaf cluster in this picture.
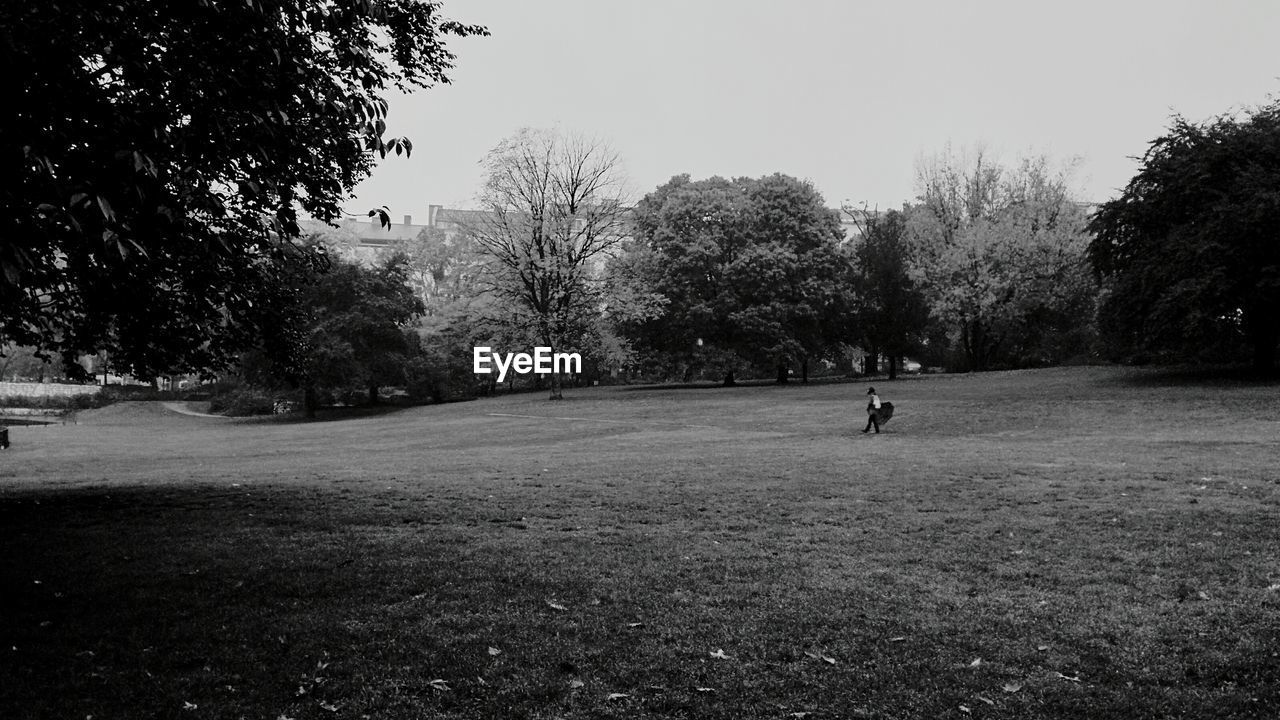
[1088,101,1280,369]
[618,173,847,377]
[909,149,1096,369]
[0,0,485,378]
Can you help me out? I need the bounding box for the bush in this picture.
[208,387,277,416]
[0,390,110,410]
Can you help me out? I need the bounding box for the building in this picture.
[302,201,862,263]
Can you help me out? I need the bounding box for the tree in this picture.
[1,1,485,378]
[378,226,507,399]
[466,128,631,400]
[619,173,847,385]
[1088,101,1280,373]
[841,207,929,379]
[909,148,1097,371]
[381,226,490,321]
[247,253,424,417]
[0,344,52,383]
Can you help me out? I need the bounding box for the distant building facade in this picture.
[302,202,864,265]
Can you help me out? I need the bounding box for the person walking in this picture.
[863,387,881,434]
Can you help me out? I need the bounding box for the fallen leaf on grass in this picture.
[546,601,568,612]
[1036,645,1049,652]
[709,649,732,660]
[958,705,971,714]
[789,713,811,718]
[183,702,198,710]
[277,715,295,720]
[969,658,982,667]
[607,693,629,701]
[1055,672,1081,682]
[487,646,501,656]
[695,687,715,693]
[1196,591,1211,601]
[428,679,450,691]
[569,679,585,690]
[627,622,644,628]
[1002,682,1022,693]
[803,651,836,664]
[1267,584,1280,592]
[977,696,995,705]
[319,701,338,712]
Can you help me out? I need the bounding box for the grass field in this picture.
[2,366,1278,719]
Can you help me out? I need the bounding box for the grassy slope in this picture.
[1,367,1278,719]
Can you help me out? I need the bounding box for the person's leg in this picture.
[871,412,880,433]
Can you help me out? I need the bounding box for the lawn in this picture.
[1,366,1278,719]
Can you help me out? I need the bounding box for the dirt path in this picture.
[160,401,226,418]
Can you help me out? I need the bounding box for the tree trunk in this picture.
[723,371,736,387]
[863,352,878,376]
[1245,308,1278,375]
[1251,329,1277,375]
[368,384,379,405]
[887,355,898,380]
[549,372,564,400]
[304,384,317,419]
[801,357,809,383]
[961,321,975,372]
[776,360,788,384]
[965,320,988,372]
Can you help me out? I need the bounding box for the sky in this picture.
[346,0,1280,222]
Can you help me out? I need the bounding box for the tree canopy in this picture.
[618,173,847,385]
[1,0,485,378]
[1088,101,1280,372]
[842,208,929,378]
[909,149,1096,371]
[245,252,424,417]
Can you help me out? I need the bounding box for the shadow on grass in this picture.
[0,484,442,718]
[1100,363,1280,388]
[619,375,863,392]
[3,473,1278,719]
[242,402,425,425]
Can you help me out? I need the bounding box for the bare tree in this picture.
[467,128,630,399]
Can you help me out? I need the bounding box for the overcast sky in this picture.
[345,0,1279,222]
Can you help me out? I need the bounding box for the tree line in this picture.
[466,141,1100,391]
[3,0,1277,409]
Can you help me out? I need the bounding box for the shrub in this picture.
[208,387,277,416]
[0,390,107,410]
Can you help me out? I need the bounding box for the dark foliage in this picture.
[244,253,424,417]
[845,209,929,378]
[1089,100,1280,372]
[0,1,484,378]
[619,174,848,385]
